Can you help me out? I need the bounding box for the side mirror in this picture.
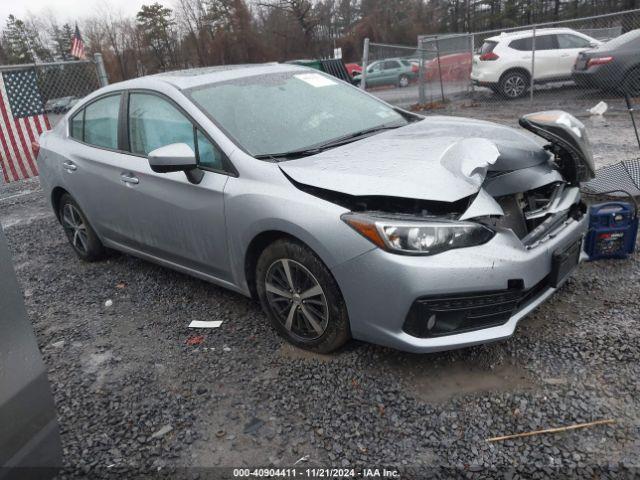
[148,143,197,173]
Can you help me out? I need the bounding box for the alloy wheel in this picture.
[399,75,409,88]
[264,258,329,341]
[61,203,89,254]
[503,74,526,98]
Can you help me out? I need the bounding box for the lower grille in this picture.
[403,276,550,338]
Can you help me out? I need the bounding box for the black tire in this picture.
[398,74,410,88]
[499,70,529,99]
[58,193,105,261]
[620,68,640,97]
[256,239,350,353]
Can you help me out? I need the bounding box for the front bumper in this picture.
[331,212,588,353]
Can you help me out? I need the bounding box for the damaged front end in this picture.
[469,110,593,248]
[282,110,592,252]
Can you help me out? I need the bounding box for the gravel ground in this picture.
[1,97,640,479]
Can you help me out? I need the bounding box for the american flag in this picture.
[70,24,86,60]
[0,69,50,183]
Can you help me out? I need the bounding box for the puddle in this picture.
[390,359,534,404]
[0,206,51,229]
[277,343,338,363]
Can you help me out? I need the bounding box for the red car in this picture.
[424,52,472,82]
[345,63,362,78]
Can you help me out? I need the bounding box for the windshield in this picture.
[186,70,409,157]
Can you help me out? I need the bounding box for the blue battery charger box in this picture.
[585,202,638,260]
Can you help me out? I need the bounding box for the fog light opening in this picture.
[427,314,436,331]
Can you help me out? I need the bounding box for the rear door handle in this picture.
[63,161,77,172]
[120,173,139,185]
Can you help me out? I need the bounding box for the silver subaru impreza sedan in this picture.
[37,63,594,353]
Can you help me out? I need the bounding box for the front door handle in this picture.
[63,161,77,172]
[120,173,139,185]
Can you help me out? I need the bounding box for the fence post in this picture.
[418,45,426,104]
[469,33,475,93]
[435,36,445,103]
[530,27,535,103]
[94,53,109,87]
[361,38,369,90]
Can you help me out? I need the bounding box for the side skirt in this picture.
[102,239,251,297]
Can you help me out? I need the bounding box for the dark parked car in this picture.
[573,29,640,95]
[0,226,62,479]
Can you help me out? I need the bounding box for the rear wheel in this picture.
[499,70,529,99]
[58,194,105,261]
[398,74,410,88]
[256,239,350,353]
[621,68,640,97]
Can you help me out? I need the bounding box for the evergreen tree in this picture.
[137,3,177,70]
[51,23,74,60]
[2,15,35,63]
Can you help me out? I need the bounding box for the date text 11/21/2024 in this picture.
[232,468,400,478]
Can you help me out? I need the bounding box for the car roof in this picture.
[372,58,407,62]
[99,62,308,92]
[485,27,586,42]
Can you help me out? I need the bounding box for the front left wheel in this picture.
[58,193,105,261]
[256,239,350,353]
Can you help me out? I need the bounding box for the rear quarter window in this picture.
[480,41,498,54]
[70,111,83,140]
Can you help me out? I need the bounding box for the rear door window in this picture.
[82,94,121,149]
[383,60,401,70]
[535,35,558,50]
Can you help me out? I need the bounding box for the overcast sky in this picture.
[1,0,173,28]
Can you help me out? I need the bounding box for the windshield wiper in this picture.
[254,123,404,161]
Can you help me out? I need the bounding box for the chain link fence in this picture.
[0,55,107,183]
[362,8,640,116]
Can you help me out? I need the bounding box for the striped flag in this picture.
[70,24,86,60]
[0,69,50,183]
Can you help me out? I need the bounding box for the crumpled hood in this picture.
[279,116,551,203]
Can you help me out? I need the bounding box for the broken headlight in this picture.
[341,213,495,255]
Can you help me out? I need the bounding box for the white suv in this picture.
[471,28,601,98]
